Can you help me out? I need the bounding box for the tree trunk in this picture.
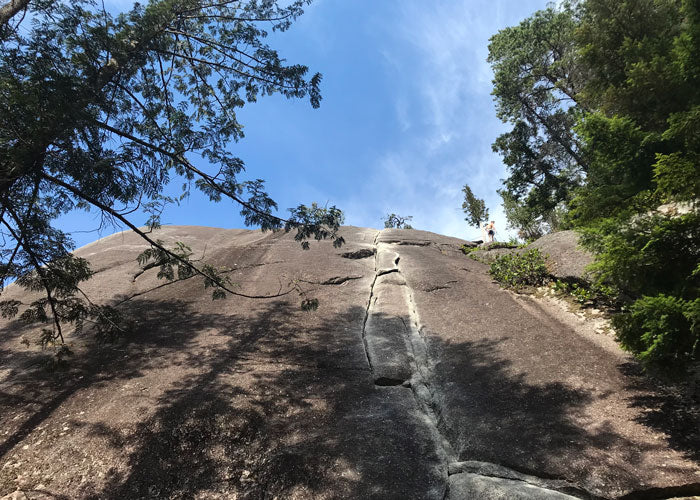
[0,0,30,27]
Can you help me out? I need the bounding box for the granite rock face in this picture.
[471,230,594,281]
[529,230,594,280]
[0,226,698,499]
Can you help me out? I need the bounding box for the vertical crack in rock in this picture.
[363,238,585,498]
[360,230,381,372]
[391,254,591,500]
[366,254,453,500]
[399,290,457,466]
[361,238,451,498]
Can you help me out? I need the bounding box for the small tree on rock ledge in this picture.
[461,184,489,229]
[383,214,413,229]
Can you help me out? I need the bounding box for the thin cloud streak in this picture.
[338,0,547,241]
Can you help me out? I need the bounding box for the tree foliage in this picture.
[487,3,585,231]
[382,213,413,229]
[461,184,489,228]
[489,248,549,290]
[489,0,700,368]
[0,0,344,349]
[499,189,546,241]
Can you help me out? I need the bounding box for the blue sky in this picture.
[60,0,550,247]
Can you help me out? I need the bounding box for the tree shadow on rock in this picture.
[424,335,696,496]
[618,362,700,463]
[87,302,444,499]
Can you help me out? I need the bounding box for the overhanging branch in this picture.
[94,119,292,228]
[41,172,295,300]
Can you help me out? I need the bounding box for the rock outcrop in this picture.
[471,230,594,281]
[0,226,698,499]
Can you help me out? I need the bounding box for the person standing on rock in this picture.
[485,221,496,243]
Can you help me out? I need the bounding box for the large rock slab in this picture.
[0,226,698,499]
[391,235,700,498]
[0,226,445,499]
[529,230,593,280]
[364,272,413,386]
[448,473,579,500]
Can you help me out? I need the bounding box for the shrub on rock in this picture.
[489,249,549,290]
[613,295,699,369]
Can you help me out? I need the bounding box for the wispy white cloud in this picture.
[84,0,548,246]
[335,0,548,241]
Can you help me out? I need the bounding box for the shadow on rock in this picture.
[619,362,700,463]
[425,335,697,496]
[54,299,443,499]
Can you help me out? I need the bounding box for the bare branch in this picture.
[156,48,304,92]
[94,119,292,227]
[0,0,30,27]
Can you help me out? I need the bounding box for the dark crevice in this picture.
[361,274,377,372]
[374,377,407,387]
[618,483,700,500]
[377,268,399,277]
[442,480,450,500]
[424,281,458,293]
[230,260,287,271]
[341,248,375,259]
[399,241,431,246]
[320,276,363,285]
[360,233,381,372]
[382,240,432,247]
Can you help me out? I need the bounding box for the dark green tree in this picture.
[383,214,413,229]
[461,184,489,228]
[499,189,544,241]
[488,2,585,232]
[0,0,344,349]
[488,0,700,368]
[572,0,700,368]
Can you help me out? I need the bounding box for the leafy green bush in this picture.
[460,244,478,255]
[551,279,617,305]
[489,249,549,289]
[483,241,519,250]
[613,295,699,368]
[581,212,700,300]
[580,211,699,370]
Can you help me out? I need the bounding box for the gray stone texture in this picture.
[529,230,593,280]
[448,473,579,500]
[471,230,593,280]
[0,226,698,499]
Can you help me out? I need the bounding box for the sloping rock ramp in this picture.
[0,226,698,499]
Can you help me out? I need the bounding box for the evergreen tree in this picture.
[383,214,413,229]
[488,0,700,369]
[461,184,489,229]
[487,3,585,232]
[0,0,344,349]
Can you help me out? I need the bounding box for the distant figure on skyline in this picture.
[483,221,495,243]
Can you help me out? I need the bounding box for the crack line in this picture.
[360,230,381,372]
